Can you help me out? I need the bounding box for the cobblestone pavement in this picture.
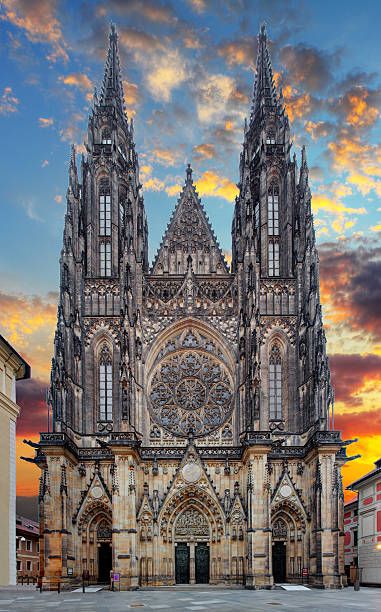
[0,585,380,611]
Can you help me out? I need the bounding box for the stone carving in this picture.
[272,518,287,539]
[175,508,210,538]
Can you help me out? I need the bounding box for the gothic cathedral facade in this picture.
[34,25,349,589]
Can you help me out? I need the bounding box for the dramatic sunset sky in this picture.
[1,0,381,519]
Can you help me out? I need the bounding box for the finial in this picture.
[260,22,267,37]
[70,144,76,165]
[186,163,193,184]
[93,86,98,106]
[110,22,116,38]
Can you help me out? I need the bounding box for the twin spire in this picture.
[98,23,279,128]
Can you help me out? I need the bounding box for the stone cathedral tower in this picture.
[33,25,351,590]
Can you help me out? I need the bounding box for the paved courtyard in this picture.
[0,585,380,611]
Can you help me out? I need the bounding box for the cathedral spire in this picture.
[250,23,278,122]
[99,23,126,119]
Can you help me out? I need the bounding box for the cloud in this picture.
[0,86,19,114]
[330,85,381,130]
[192,143,217,161]
[329,353,381,406]
[0,290,57,380]
[16,377,48,436]
[151,147,184,167]
[59,112,86,145]
[144,177,165,191]
[305,120,333,140]
[107,0,174,23]
[196,73,241,123]
[38,117,53,128]
[279,42,340,91]
[217,35,257,67]
[0,0,68,62]
[319,242,381,342]
[54,194,63,203]
[165,183,182,196]
[58,72,92,92]
[122,80,141,116]
[119,28,188,103]
[195,170,238,202]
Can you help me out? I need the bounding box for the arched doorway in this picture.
[97,519,112,583]
[174,507,210,584]
[272,518,287,582]
[271,503,307,584]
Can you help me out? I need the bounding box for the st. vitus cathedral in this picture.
[33,24,351,589]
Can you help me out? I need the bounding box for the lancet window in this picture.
[99,183,111,236]
[269,343,282,420]
[99,345,112,421]
[268,183,279,236]
[100,241,111,276]
[268,240,279,276]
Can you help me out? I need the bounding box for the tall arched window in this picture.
[269,343,282,420]
[268,183,279,236]
[268,240,279,276]
[99,241,111,276]
[99,345,112,421]
[99,182,111,236]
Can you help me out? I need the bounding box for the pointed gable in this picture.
[151,165,229,275]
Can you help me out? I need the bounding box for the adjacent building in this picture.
[0,334,30,585]
[343,497,358,583]
[32,25,350,590]
[16,515,40,580]
[347,459,381,585]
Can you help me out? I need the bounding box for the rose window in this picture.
[148,343,233,438]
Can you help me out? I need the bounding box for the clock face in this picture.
[148,329,234,438]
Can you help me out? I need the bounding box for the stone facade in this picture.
[34,24,351,590]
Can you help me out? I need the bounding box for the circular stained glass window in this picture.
[148,346,233,438]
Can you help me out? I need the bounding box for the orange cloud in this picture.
[122,80,141,117]
[144,177,165,191]
[195,170,238,202]
[283,85,311,122]
[59,73,92,92]
[192,143,217,160]
[165,183,182,197]
[38,117,53,128]
[0,86,19,114]
[0,290,57,380]
[217,37,256,67]
[151,147,182,167]
[1,0,68,62]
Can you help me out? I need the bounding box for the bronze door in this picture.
[272,541,286,583]
[195,543,210,583]
[175,544,190,584]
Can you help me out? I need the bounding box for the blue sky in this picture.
[1,1,381,504]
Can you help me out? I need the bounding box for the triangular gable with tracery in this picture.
[72,468,112,524]
[151,165,229,275]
